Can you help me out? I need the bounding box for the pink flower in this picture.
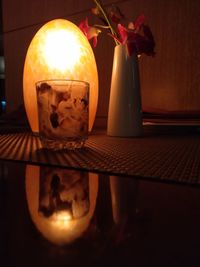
[79,18,101,47]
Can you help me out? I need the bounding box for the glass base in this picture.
[40,136,87,151]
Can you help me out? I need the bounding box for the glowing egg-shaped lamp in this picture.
[25,165,98,246]
[23,19,98,133]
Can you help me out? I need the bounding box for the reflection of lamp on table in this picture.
[25,165,98,246]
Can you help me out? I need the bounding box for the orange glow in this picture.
[51,211,73,229]
[23,19,98,133]
[43,30,82,72]
[25,165,99,246]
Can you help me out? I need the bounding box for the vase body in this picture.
[107,44,142,137]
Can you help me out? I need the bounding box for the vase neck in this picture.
[114,44,138,62]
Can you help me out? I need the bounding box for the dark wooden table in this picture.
[1,127,200,266]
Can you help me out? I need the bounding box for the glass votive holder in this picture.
[36,79,89,150]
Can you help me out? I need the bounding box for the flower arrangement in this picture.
[79,0,155,57]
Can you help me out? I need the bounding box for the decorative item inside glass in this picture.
[36,79,89,150]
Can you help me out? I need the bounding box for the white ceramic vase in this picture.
[107,44,143,137]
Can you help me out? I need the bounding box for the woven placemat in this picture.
[0,132,200,186]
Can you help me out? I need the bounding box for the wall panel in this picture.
[2,0,200,129]
[2,0,120,31]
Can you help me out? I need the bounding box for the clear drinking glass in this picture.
[36,79,89,150]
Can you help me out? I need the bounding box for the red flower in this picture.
[79,3,156,58]
[132,14,145,32]
[79,18,101,47]
[117,15,155,57]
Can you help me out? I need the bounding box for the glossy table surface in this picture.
[1,160,200,267]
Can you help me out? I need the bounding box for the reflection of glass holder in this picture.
[38,167,90,220]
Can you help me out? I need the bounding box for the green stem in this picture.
[93,0,119,45]
[94,24,110,29]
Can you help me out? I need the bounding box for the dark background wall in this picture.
[0,0,5,114]
[2,0,200,128]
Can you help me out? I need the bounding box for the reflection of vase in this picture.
[109,176,138,225]
[107,44,143,137]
